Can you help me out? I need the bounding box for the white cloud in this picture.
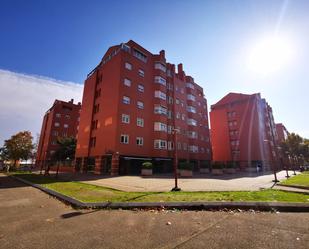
[0,69,83,145]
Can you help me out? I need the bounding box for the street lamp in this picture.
[264,139,279,183]
[171,128,181,191]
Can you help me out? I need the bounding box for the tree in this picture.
[2,131,34,168]
[49,136,76,176]
[281,133,307,167]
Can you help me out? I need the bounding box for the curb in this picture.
[10,175,309,212]
[277,183,309,191]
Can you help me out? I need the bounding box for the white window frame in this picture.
[137,118,144,127]
[138,69,145,77]
[154,76,166,86]
[54,122,60,127]
[122,96,130,104]
[122,114,130,124]
[123,78,131,87]
[154,139,167,149]
[125,62,132,70]
[136,137,144,146]
[64,124,69,128]
[154,105,167,115]
[137,101,144,109]
[154,122,167,132]
[120,134,129,144]
[154,62,166,72]
[154,90,166,100]
[137,84,144,92]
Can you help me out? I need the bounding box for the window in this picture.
[123,96,130,104]
[181,114,185,121]
[187,106,196,113]
[201,147,205,153]
[154,122,167,132]
[95,88,101,98]
[176,112,180,119]
[167,125,172,134]
[177,142,182,150]
[168,141,174,150]
[123,78,131,87]
[175,98,180,105]
[120,134,129,144]
[154,62,166,72]
[94,104,100,113]
[65,114,70,119]
[136,137,143,146]
[64,124,69,128]
[154,105,167,115]
[133,48,147,62]
[168,96,173,104]
[138,84,144,92]
[154,139,167,149]
[122,114,130,124]
[187,94,196,101]
[167,110,173,119]
[137,118,144,127]
[183,143,187,151]
[125,62,132,70]
[63,132,67,137]
[138,69,145,77]
[188,145,199,153]
[180,88,184,94]
[137,101,144,109]
[186,82,194,89]
[90,137,96,147]
[52,131,58,136]
[91,120,98,130]
[187,119,197,126]
[54,122,60,127]
[154,76,166,86]
[51,140,57,145]
[167,83,173,90]
[56,113,61,118]
[167,69,172,77]
[154,91,166,100]
[187,131,198,139]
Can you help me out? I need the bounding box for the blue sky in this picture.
[0,0,308,142]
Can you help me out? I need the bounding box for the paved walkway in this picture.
[59,170,300,192]
[1,174,308,249]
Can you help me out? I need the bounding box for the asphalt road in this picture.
[0,174,308,249]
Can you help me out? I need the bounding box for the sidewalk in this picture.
[55,170,300,192]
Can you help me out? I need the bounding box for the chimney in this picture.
[69,99,74,104]
[178,63,183,73]
[78,102,81,106]
[159,50,165,58]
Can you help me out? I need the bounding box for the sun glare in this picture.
[248,35,293,75]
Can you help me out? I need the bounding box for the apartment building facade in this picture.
[210,93,280,171]
[75,40,211,175]
[36,99,81,168]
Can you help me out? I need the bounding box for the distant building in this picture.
[75,40,212,175]
[210,93,281,171]
[36,99,81,168]
[276,123,289,143]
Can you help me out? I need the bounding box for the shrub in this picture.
[200,160,211,168]
[211,161,224,169]
[178,161,193,170]
[142,161,153,169]
[226,161,235,168]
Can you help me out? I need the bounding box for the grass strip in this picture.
[281,171,309,188]
[12,172,309,203]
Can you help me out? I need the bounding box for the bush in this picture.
[200,160,211,168]
[142,161,153,169]
[226,161,235,168]
[211,161,224,169]
[178,161,193,170]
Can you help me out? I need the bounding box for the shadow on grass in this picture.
[124,192,165,202]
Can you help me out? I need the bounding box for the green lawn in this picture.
[281,171,309,188]
[11,173,309,203]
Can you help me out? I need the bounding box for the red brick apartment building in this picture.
[75,40,211,175]
[210,93,281,171]
[276,123,289,143]
[36,99,81,168]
